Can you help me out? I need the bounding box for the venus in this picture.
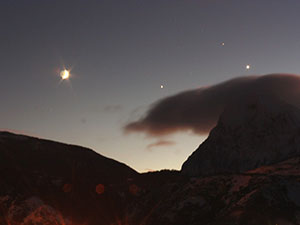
[60,69,70,80]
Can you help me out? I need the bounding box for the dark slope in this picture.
[0,131,138,225]
[0,131,136,181]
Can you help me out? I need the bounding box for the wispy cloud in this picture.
[146,140,176,151]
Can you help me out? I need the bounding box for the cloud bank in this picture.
[124,74,300,136]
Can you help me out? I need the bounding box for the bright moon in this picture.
[60,69,70,80]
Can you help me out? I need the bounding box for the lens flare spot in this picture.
[95,184,105,194]
[62,183,72,193]
[129,184,140,196]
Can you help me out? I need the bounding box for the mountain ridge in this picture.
[2,96,300,224]
[181,96,300,176]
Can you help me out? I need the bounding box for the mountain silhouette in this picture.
[182,96,300,176]
[2,96,300,225]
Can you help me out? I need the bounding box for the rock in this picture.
[181,96,300,176]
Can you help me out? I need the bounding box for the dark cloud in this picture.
[146,140,176,151]
[124,74,300,136]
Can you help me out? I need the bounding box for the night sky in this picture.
[2,0,300,172]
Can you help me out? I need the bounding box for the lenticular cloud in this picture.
[124,74,300,136]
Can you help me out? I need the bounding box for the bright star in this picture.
[246,64,251,70]
[60,69,70,80]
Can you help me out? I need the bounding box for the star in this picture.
[160,85,164,89]
[60,69,70,80]
[246,64,251,70]
[221,42,225,46]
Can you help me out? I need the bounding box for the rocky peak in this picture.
[181,96,300,176]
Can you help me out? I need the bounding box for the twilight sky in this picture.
[2,0,300,172]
